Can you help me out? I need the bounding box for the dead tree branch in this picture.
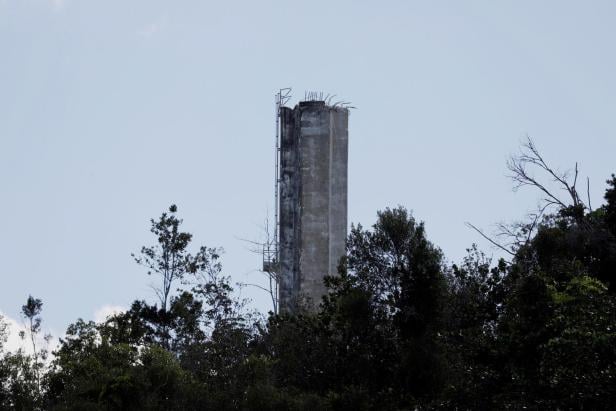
[236,212,279,313]
[587,177,592,212]
[468,137,593,260]
[465,222,515,258]
[507,136,588,212]
[494,201,552,251]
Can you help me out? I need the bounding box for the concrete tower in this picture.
[277,100,349,312]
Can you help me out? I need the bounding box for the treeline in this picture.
[1,143,616,410]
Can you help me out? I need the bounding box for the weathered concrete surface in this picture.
[278,107,299,313]
[328,107,348,279]
[278,101,348,312]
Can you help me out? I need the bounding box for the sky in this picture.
[1,0,615,348]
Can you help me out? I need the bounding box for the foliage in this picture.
[0,297,51,410]
[3,171,616,409]
[132,204,222,313]
[0,314,7,354]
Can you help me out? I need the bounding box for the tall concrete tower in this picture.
[277,100,349,312]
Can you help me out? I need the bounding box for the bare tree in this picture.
[238,213,279,314]
[507,136,589,213]
[468,136,591,256]
[465,222,515,258]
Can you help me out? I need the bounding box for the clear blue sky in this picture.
[1,0,615,335]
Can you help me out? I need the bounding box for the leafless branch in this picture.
[237,212,280,313]
[525,201,552,243]
[507,136,588,213]
[470,137,594,262]
[587,177,592,212]
[239,282,274,294]
[493,195,555,255]
[465,222,515,257]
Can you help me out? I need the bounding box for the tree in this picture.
[346,207,446,342]
[132,204,221,313]
[20,295,51,402]
[0,314,7,354]
[468,136,593,258]
[0,351,39,410]
[239,213,280,314]
[539,276,616,408]
[507,136,589,219]
[6,144,616,409]
[132,205,223,350]
[0,297,50,410]
[482,143,616,407]
[604,174,616,234]
[256,207,448,409]
[441,247,507,409]
[45,319,201,410]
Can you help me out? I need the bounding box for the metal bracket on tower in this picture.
[263,88,291,276]
[261,88,291,314]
